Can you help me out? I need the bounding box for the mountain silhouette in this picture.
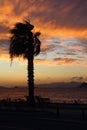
[79,82,87,88]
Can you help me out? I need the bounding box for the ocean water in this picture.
[0,87,87,104]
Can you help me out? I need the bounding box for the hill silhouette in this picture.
[79,82,87,88]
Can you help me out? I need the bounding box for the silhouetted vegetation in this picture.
[9,20,41,105]
[0,96,50,111]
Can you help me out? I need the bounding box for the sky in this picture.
[0,0,87,87]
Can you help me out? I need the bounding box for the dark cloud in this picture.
[0,23,9,33]
[0,40,9,54]
[27,0,87,29]
[52,56,85,65]
[78,38,87,54]
[54,57,78,62]
[4,0,86,29]
[71,76,84,81]
[57,51,77,56]
[41,45,54,52]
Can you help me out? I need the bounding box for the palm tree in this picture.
[9,20,41,104]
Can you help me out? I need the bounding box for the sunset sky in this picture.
[0,0,87,87]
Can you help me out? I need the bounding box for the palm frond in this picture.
[9,21,41,62]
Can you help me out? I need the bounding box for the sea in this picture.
[0,86,87,104]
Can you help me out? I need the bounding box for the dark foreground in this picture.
[0,98,87,130]
[0,109,87,130]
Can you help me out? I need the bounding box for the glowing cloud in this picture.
[0,0,87,87]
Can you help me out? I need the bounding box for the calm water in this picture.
[0,87,87,103]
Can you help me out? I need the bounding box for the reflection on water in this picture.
[0,87,87,103]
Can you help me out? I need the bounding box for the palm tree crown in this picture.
[10,21,41,61]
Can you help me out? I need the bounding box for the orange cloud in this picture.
[34,56,87,67]
[0,0,87,40]
[53,57,85,66]
[39,26,87,38]
[0,0,87,68]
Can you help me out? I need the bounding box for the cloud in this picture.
[78,38,87,54]
[0,0,86,38]
[0,23,10,40]
[53,57,84,65]
[71,76,84,81]
[0,0,87,67]
[26,0,87,29]
[0,40,9,54]
[0,23,9,33]
[33,56,87,66]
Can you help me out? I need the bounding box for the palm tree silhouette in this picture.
[9,20,41,104]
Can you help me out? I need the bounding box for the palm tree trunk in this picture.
[27,54,35,104]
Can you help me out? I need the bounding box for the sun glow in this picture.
[0,0,87,86]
